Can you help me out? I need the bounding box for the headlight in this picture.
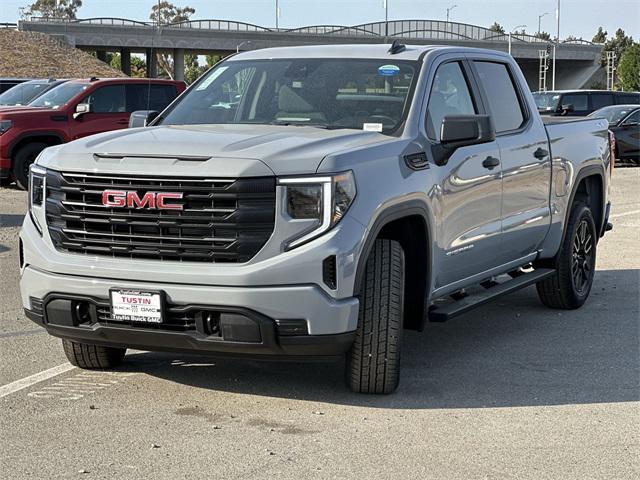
[28,164,47,235]
[0,120,12,135]
[279,171,356,249]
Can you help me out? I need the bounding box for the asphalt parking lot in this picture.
[0,168,638,479]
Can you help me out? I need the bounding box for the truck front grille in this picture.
[45,171,276,263]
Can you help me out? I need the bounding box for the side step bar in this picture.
[429,268,555,322]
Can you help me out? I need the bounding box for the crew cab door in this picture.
[470,59,552,264]
[71,84,129,139]
[425,59,504,291]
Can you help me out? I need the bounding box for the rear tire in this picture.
[347,239,405,394]
[12,142,47,190]
[62,339,126,369]
[536,202,597,309]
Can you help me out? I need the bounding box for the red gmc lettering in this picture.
[102,190,127,208]
[127,191,155,209]
[156,192,184,210]
[101,190,183,210]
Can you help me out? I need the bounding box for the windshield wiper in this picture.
[269,121,357,131]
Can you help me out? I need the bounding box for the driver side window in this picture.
[82,85,126,113]
[426,62,476,141]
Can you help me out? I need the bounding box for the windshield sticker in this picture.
[195,66,229,91]
[378,65,400,76]
[363,123,383,132]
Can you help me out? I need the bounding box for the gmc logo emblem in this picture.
[102,190,184,210]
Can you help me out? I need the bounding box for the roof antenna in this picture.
[388,40,406,54]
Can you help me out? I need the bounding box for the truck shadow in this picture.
[125,268,639,409]
[0,213,24,229]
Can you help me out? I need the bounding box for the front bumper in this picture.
[21,265,359,358]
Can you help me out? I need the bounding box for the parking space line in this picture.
[0,328,45,339]
[611,209,640,219]
[0,363,75,399]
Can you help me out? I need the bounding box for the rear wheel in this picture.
[12,142,47,190]
[62,339,126,369]
[347,238,405,394]
[536,202,597,309]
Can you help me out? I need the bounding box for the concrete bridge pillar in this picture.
[120,48,131,76]
[145,48,157,78]
[173,48,185,82]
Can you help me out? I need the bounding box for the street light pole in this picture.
[538,12,549,34]
[446,4,458,23]
[509,24,527,55]
[383,0,388,36]
[236,41,251,53]
[275,0,279,29]
[552,0,560,90]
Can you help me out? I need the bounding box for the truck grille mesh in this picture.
[45,171,276,263]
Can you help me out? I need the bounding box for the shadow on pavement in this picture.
[120,269,640,409]
[0,214,24,229]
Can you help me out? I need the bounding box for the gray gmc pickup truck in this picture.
[20,44,613,394]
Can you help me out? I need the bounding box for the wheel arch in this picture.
[8,132,65,160]
[353,200,433,332]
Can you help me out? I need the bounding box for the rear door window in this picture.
[561,93,588,113]
[616,93,640,105]
[426,61,476,141]
[473,61,525,133]
[127,84,177,112]
[591,93,613,111]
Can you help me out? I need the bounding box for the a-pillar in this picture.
[120,48,131,76]
[173,48,185,82]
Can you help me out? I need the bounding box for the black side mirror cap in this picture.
[129,110,159,128]
[431,114,496,166]
[560,104,575,113]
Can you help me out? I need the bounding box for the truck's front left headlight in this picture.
[279,171,356,249]
[28,164,47,235]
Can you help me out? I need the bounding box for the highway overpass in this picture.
[19,17,604,90]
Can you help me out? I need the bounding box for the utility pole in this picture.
[446,4,457,23]
[538,12,549,35]
[509,25,527,55]
[552,0,560,90]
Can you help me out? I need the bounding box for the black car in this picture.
[533,90,640,116]
[589,104,640,163]
[0,78,30,94]
[0,78,68,107]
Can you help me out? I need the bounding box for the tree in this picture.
[535,31,551,41]
[107,53,147,78]
[600,28,635,67]
[25,0,82,19]
[488,22,505,34]
[184,54,207,84]
[592,27,607,44]
[148,2,196,79]
[617,43,640,91]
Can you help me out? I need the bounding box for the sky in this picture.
[1,0,638,41]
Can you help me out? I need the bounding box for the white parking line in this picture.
[611,209,640,219]
[0,363,75,399]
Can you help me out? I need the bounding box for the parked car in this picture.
[590,104,640,164]
[0,78,30,94]
[20,44,613,394]
[0,77,186,188]
[0,78,68,107]
[533,89,640,116]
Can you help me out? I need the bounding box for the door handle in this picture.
[534,147,549,160]
[482,156,500,169]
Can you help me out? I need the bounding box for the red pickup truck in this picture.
[0,77,186,188]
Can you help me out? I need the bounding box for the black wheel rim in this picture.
[572,219,594,294]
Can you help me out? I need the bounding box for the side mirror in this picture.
[129,110,159,128]
[73,103,91,119]
[560,104,575,114]
[431,114,495,166]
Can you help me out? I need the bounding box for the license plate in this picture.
[110,289,163,323]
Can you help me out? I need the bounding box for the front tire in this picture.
[12,142,47,190]
[347,239,405,394]
[536,202,597,309]
[62,339,126,369]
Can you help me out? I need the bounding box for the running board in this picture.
[429,268,555,322]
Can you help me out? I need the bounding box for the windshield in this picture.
[588,105,637,126]
[29,83,87,109]
[0,82,50,106]
[157,58,419,134]
[532,92,561,111]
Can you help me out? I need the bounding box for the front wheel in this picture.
[62,339,126,369]
[347,239,405,394]
[536,202,597,309]
[12,142,48,190]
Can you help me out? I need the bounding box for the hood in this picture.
[0,106,53,116]
[40,124,393,176]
